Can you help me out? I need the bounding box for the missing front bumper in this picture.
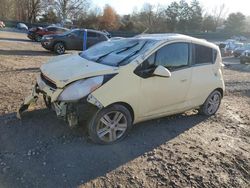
[17,85,100,128]
[17,85,39,119]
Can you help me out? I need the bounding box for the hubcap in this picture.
[36,35,42,41]
[207,93,220,114]
[57,45,64,54]
[97,111,127,142]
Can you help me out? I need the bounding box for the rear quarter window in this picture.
[88,32,97,38]
[193,44,217,65]
[47,27,56,31]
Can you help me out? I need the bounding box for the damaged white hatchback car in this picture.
[18,34,225,144]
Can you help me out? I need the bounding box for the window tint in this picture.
[141,53,156,69]
[194,44,217,64]
[47,27,56,31]
[88,32,97,37]
[155,43,189,70]
[134,53,156,78]
[78,31,84,37]
[99,34,108,41]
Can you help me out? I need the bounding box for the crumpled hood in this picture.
[40,54,118,88]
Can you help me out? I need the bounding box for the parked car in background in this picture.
[224,41,243,56]
[41,29,110,55]
[0,21,5,28]
[27,26,69,42]
[240,50,250,64]
[231,35,247,42]
[17,23,28,31]
[233,43,250,57]
[18,34,225,144]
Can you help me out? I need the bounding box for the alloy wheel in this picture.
[96,111,128,142]
[206,93,221,115]
[56,44,65,54]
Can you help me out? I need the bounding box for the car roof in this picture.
[75,28,108,35]
[135,33,218,49]
[47,26,68,30]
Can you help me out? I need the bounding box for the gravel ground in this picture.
[0,31,249,188]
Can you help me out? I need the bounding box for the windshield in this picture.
[80,38,157,67]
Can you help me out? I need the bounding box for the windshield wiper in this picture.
[116,42,139,54]
[95,50,116,62]
[117,41,148,66]
[94,42,140,63]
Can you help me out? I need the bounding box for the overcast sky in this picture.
[93,0,250,16]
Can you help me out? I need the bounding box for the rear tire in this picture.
[35,34,42,42]
[54,42,65,55]
[200,90,222,116]
[87,104,132,144]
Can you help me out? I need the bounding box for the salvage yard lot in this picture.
[0,31,249,188]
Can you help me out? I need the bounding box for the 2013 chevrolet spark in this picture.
[18,34,225,144]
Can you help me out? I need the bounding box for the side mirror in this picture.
[153,65,171,78]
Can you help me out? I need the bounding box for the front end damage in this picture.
[17,75,103,128]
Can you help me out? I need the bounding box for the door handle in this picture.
[180,79,187,82]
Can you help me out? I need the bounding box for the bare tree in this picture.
[0,0,14,19]
[27,0,42,23]
[53,0,90,21]
[212,4,227,28]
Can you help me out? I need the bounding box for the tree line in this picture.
[0,0,249,34]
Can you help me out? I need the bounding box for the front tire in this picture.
[87,104,132,144]
[200,90,222,116]
[54,42,65,55]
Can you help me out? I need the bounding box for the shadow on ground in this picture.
[0,109,207,188]
[224,63,250,73]
[0,49,54,57]
[222,57,240,64]
[0,38,31,43]
[0,67,40,73]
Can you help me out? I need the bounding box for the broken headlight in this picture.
[58,76,104,101]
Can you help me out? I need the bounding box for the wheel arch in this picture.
[106,102,135,123]
[201,87,224,106]
[215,87,224,98]
[53,40,67,49]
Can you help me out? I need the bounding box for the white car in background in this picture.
[18,34,225,144]
[0,20,5,28]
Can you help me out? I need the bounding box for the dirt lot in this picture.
[0,31,249,188]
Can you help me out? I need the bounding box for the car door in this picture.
[137,42,192,118]
[66,30,82,50]
[186,43,218,107]
[76,30,84,50]
[87,31,98,48]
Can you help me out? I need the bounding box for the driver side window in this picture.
[155,43,189,71]
[134,42,190,78]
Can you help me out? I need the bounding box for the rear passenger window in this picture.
[193,44,217,64]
